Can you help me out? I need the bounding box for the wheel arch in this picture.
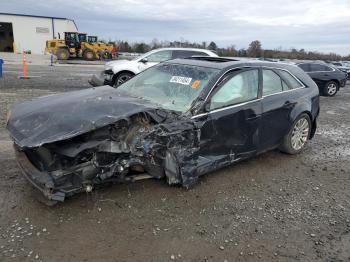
[292,110,316,139]
[289,100,316,139]
[329,79,340,90]
[112,70,136,84]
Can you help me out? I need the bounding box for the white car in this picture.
[89,48,218,87]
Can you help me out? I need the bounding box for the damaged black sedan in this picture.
[6,57,320,204]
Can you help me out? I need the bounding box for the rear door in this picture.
[307,64,335,86]
[260,68,305,150]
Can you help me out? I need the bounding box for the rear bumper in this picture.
[340,78,347,87]
[14,147,82,202]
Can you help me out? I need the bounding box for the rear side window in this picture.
[298,63,311,72]
[277,70,303,89]
[310,64,333,72]
[262,70,285,96]
[172,50,209,59]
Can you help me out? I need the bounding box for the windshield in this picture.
[88,36,97,43]
[132,49,162,61]
[78,34,87,42]
[117,63,219,112]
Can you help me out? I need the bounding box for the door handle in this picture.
[284,101,294,108]
[247,114,259,121]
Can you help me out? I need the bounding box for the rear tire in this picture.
[83,50,95,61]
[56,48,69,60]
[279,113,311,155]
[113,72,134,87]
[322,81,338,96]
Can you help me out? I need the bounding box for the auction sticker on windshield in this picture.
[170,76,192,85]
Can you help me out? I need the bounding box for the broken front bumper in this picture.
[88,71,113,87]
[14,147,82,202]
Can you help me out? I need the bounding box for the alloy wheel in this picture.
[327,83,337,96]
[291,118,309,151]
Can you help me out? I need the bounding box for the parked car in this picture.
[7,57,319,204]
[89,48,218,87]
[329,62,350,80]
[295,62,347,96]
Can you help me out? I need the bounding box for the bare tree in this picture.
[247,40,262,58]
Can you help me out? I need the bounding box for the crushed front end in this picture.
[12,113,202,203]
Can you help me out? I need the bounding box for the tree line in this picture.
[112,39,350,61]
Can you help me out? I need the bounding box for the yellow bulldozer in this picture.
[87,35,116,59]
[45,32,115,60]
[87,35,115,59]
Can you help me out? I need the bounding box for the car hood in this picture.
[7,86,168,148]
[337,66,350,71]
[104,59,131,69]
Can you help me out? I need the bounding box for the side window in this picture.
[277,70,303,90]
[191,51,209,57]
[146,50,172,63]
[323,65,334,72]
[262,70,283,96]
[310,64,332,72]
[172,50,208,59]
[210,69,259,110]
[298,63,311,72]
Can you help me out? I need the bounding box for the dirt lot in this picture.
[0,64,350,262]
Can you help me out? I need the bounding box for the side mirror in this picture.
[204,102,211,112]
[140,58,148,64]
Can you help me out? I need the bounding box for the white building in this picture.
[0,13,78,54]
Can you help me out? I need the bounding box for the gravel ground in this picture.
[0,64,349,262]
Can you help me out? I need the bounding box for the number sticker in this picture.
[170,76,192,85]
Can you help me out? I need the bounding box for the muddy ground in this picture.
[0,64,349,262]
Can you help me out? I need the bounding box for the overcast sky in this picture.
[2,0,350,55]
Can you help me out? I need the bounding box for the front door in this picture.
[199,68,262,162]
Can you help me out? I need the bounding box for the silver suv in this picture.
[89,48,218,87]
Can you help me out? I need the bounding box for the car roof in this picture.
[151,48,217,56]
[163,57,317,88]
[291,61,329,65]
[166,57,301,70]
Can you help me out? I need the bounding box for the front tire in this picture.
[56,48,69,60]
[279,113,311,155]
[83,50,95,61]
[323,81,338,97]
[113,72,134,87]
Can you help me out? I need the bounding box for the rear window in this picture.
[298,63,311,72]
